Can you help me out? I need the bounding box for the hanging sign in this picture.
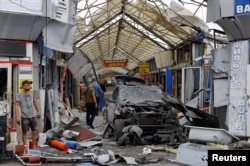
[103,59,128,67]
[139,62,150,73]
[235,0,250,16]
[227,41,248,137]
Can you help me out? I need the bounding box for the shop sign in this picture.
[103,59,128,67]
[139,62,150,73]
[53,0,71,23]
[227,41,248,136]
[105,74,113,80]
[235,0,250,16]
[10,57,30,61]
[19,66,32,74]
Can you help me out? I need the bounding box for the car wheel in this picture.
[114,119,125,141]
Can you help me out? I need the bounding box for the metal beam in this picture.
[78,49,98,81]
[75,18,120,48]
[112,19,125,58]
[92,46,117,63]
[92,45,140,64]
[125,13,175,48]
[123,19,170,50]
[115,46,141,62]
[112,0,128,57]
[74,12,122,45]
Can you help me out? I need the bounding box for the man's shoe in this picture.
[90,125,95,129]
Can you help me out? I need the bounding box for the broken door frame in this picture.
[0,63,12,118]
[181,66,203,109]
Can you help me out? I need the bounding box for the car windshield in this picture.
[118,86,163,104]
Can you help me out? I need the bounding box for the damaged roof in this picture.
[75,0,209,70]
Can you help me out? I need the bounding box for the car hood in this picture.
[162,93,219,128]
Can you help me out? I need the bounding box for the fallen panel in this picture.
[170,143,217,166]
[67,50,92,81]
[185,126,239,144]
[213,79,229,108]
[70,125,98,141]
[78,141,103,148]
[120,156,137,165]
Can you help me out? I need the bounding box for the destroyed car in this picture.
[105,75,219,145]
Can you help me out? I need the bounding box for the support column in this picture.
[227,40,249,137]
[74,79,80,109]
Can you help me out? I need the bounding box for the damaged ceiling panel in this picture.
[75,0,209,70]
[207,0,250,41]
[67,50,92,81]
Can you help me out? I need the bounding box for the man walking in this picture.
[15,80,40,148]
[84,81,98,129]
[92,78,106,112]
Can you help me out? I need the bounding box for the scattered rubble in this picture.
[3,87,249,166]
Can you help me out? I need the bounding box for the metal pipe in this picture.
[69,93,74,109]
[74,80,80,109]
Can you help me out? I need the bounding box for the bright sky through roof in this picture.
[172,0,222,30]
[77,0,222,31]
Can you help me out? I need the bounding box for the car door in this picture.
[106,87,119,123]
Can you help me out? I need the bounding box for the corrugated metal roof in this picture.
[75,0,209,70]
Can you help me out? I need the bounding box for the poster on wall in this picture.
[139,62,150,73]
[19,65,33,92]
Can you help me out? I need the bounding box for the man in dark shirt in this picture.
[99,79,106,93]
[84,81,97,129]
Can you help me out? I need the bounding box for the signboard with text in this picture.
[235,0,250,16]
[103,59,128,67]
[139,62,150,73]
[227,41,249,136]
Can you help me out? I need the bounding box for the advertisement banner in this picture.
[139,62,150,73]
[103,59,128,67]
[235,0,250,16]
[18,65,33,92]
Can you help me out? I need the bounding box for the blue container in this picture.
[65,141,76,149]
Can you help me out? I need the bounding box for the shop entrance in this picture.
[0,64,12,117]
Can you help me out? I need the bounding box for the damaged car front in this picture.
[105,76,219,146]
